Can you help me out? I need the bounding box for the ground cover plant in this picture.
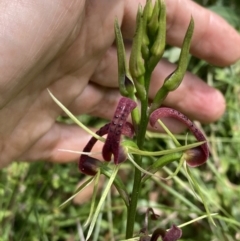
[1,0,240,241]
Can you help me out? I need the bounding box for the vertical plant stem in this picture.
[125,154,142,238]
[125,73,151,238]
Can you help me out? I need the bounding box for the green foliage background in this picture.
[1,1,240,240]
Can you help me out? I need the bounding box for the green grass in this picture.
[1,1,240,240]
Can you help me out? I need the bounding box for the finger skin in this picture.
[18,123,105,164]
[122,0,240,66]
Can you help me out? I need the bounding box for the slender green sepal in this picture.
[84,171,101,227]
[86,165,120,240]
[59,177,94,209]
[177,213,218,229]
[101,165,129,207]
[184,163,216,226]
[48,89,105,142]
[163,154,185,180]
[127,141,205,156]
[157,119,181,146]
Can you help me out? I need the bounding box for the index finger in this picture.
[121,0,240,66]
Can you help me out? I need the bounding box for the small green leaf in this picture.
[184,164,216,226]
[48,89,105,142]
[84,171,101,227]
[101,165,129,206]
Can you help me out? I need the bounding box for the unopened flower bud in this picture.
[147,0,160,38]
[129,6,146,80]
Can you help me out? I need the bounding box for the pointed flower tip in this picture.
[124,76,135,95]
[115,145,128,164]
[163,225,182,241]
[185,147,208,167]
[79,157,102,176]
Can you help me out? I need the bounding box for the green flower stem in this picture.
[126,74,150,238]
[125,154,142,238]
[125,123,150,238]
[124,4,194,240]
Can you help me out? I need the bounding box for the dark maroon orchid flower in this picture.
[140,226,182,241]
[140,208,182,241]
[79,97,137,175]
[150,107,209,167]
[79,98,209,175]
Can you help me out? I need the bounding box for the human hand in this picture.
[0,0,239,167]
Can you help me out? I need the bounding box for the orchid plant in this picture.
[49,0,216,240]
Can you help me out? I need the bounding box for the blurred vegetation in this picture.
[1,0,240,240]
